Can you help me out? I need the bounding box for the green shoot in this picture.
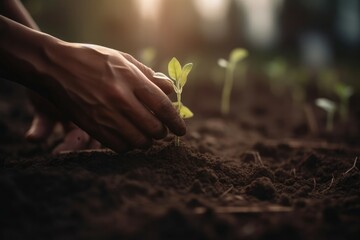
[139,47,157,67]
[218,48,248,115]
[318,69,339,94]
[315,98,337,132]
[334,82,353,122]
[167,57,193,146]
[265,57,287,96]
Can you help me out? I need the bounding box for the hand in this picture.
[26,91,101,154]
[33,42,185,153]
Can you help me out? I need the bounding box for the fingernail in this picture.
[153,72,171,81]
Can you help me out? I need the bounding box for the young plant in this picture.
[139,47,157,67]
[315,98,337,132]
[334,82,354,122]
[218,48,248,115]
[155,57,193,146]
[265,57,287,96]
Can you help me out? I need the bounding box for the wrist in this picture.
[0,16,62,91]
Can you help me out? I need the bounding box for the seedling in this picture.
[315,98,337,132]
[155,57,193,146]
[218,48,248,115]
[334,82,354,122]
[318,69,339,94]
[265,57,287,96]
[139,47,157,67]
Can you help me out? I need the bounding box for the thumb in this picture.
[25,113,56,142]
[121,52,174,94]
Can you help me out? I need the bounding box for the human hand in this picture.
[26,91,101,154]
[33,42,185,153]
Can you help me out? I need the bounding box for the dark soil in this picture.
[1,78,360,240]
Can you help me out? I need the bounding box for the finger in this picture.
[25,114,56,142]
[86,126,129,153]
[62,123,102,149]
[87,139,102,149]
[63,122,78,132]
[90,110,152,150]
[120,94,168,140]
[135,84,186,136]
[121,52,173,94]
[152,73,173,95]
[52,128,90,154]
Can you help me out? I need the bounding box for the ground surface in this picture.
[0,78,359,240]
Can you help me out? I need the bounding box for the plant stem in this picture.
[221,65,234,115]
[175,91,182,146]
[326,111,334,132]
[339,99,348,122]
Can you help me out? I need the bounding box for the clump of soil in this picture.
[245,177,276,200]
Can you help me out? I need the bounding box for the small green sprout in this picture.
[139,47,157,67]
[315,98,337,132]
[318,69,339,94]
[334,82,353,122]
[166,57,193,146]
[218,48,248,115]
[265,57,287,96]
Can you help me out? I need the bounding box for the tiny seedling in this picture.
[265,57,287,96]
[218,48,248,115]
[318,69,339,94]
[139,47,157,67]
[334,82,354,122]
[155,57,193,146]
[315,98,337,132]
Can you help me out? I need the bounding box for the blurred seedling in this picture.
[315,98,337,132]
[265,57,287,96]
[154,57,193,146]
[334,82,354,122]
[139,47,157,67]
[318,69,339,94]
[218,48,248,115]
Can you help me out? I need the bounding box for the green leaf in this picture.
[217,58,228,68]
[172,102,194,119]
[229,48,248,64]
[334,83,354,99]
[180,63,193,87]
[168,57,182,81]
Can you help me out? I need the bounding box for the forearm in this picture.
[0,16,59,93]
[0,0,39,29]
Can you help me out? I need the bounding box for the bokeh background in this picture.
[22,0,360,92]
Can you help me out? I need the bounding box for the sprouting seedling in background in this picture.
[154,57,193,146]
[334,82,354,122]
[265,57,287,96]
[139,47,157,67]
[218,48,248,115]
[315,98,337,132]
[318,69,339,94]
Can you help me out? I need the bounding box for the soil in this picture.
[1,76,360,240]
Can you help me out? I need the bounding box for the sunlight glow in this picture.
[194,0,231,41]
[238,0,283,49]
[135,0,162,21]
[194,0,231,22]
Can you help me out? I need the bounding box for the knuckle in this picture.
[140,64,154,78]
[122,52,154,77]
[121,52,133,62]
